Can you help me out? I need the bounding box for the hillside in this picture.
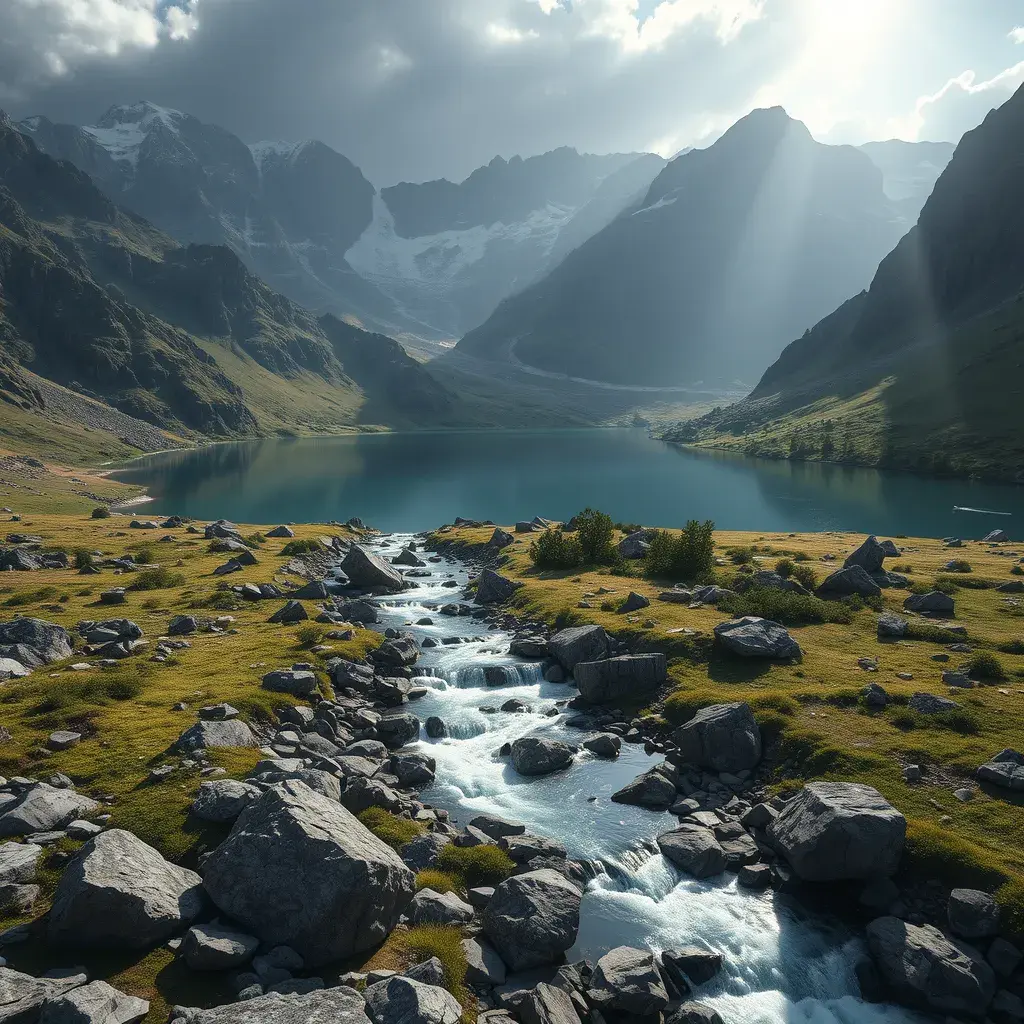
[664,86,1024,481]
[0,110,470,451]
[457,107,911,388]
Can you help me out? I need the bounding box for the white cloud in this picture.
[1010,26,1024,44]
[486,23,541,45]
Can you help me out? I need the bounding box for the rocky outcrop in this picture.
[39,980,149,1024]
[342,545,406,592]
[673,703,762,772]
[0,967,88,1024]
[476,569,521,604]
[202,780,415,966]
[482,868,582,971]
[510,737,574,776]
[713,617,801,658]
[547,625,608,673]
[574,654,666,702]
[49,829,206,949]
[768,782,905,881]
[0,783,99,837]
[0,617,72,666]
[844,536,886,573]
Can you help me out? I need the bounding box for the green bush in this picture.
[726,546,754,565]
[964,651,1006,681]
[134,545,155,565]
[416,869,460,893]
[90,506,111,519]
[946,560,973,573]
[575,508,617,564]
[73,548,94,570]
[4,586,58,607]
[436,843,515,888]
[997,639,1024,655]
[890,708,980,735]
[296,624,326,649]
[645,520,716,581]
[791,563,818,590]
[129,567,186,591]
[357,808,425,850]
[775,558,794,578]
[281,539,322,556]
[530,529,583,569]
[718,587,852,626]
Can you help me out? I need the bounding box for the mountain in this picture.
[663,87,1024,480]
[345,147,665,338]
[457,108,913,389]
[0,109,462,445]
[858,139,955,219]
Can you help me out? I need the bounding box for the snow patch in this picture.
[83,101,184,169]
[249,140,311,174]
[632,194,678,216]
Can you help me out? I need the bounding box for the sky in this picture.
[1,0,1022,185]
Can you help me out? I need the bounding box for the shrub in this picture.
[530,529,583,570]
[791,563,818,590]
[775,558,794,578]
[946,560,973,573]
[416,869,460,893]
[964,651,1006,681]
[73,549,94,570]
[890,708,980,735]
[190,590,245,611]
[600,599,617,612]
[129,567,186,591]
[281,539,322,556]
[645,520,716,581]
[718,587,852,626]
[357,808,425,850]
[1012,566,1023,577]
[997,639,1024,655]
[296,624,326,648]
[91,507,111,519]
[932,577,960,595]
[575,508,617,564]
[726,546,754,565]
[402,925,470,1006]
[134,545,155,565]
[243,532,266,546]
[4,586,58,607]
[436,843,514,888]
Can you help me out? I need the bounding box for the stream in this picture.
[355,534,922,1024]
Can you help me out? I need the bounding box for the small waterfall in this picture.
[444,661,545,689]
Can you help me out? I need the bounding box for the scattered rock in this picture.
[948,888,1000,940]
[903,592,955,616]
[547,625,608,673]
[268,601,308,624]
[587,946,669,1015]
[364,975,461,1024]
[0,784,99,838]
[476,569,522,605]
[174,719,257,752]
[977,749,1024,791]
[183,923,260,971]
[673,702,762,772]
[191,779,261,823]
[713,617,801,659]
[816,566,881,599]
[510,737,574,777]
[38,979,149,1024]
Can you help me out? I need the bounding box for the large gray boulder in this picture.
[39,980,148,1024]
[768,782,905,881]
[0,617,72,666]
[548,625,608,673]
[183,922,260,970]
[408,888,474,926]
[401,833,451,872]
[657,825,727,879]
[48,829,205,949]
[376,712,421,749]
[262,668,319,696]
[903,591,955,616]
[482,868,582,971]
[174,986,371,1024]
[948,889,1000,940]
[587,946,670,1015]
[0,784,99,837]
[673,702,761,772]
[363,975,461,1024]
[202,780,415,966]
[174,719,257,752]
[0,841,43,885]
[191,779,261,823]
[518,983,582,1024]
[462,937,507,986]
[510,737,574,776]
[815,566,882,599]
[977,749,1024,791]
[713,617,801,659]
[476,569,521,604]
[574,654,666,702]
[866,916,995,1018]
[342,546,406,592]
[611,768,677,809]
[844,536,886,573]
[0,968,88,1024]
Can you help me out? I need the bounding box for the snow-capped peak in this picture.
[84,101,184,169]
[249,139,313,174]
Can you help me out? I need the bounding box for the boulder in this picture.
[462,937,506,987]
[191,779,261,823]
[183,922,260,970]
[334,599,380,625]
[38,980,148,1024]
[903,591,955,616]
[174,719,257,752]
[0,617,72,666]
[0,657,30,680]
[489,528,515,549]
[713,617,800,659]
[737,571,810,596]
[268,601,308,624]
[168,615,198,636]
[376,712,421,749]
[482,868,581,971]
[266,526,294,538]
[476,569,521,605]
[0,842,43,885]
[363,975,461,1024]
[661,948,723,986]
[767,782,905,881]
[0,968,88,1024]
[49,829,205,949]
[877,614,907,638]
[408,888,474,926]
[909,692,960,714]
[468,814,525,840]
[611,768,677,810]
[340,777,402,815]
[844,536,887,573]
[617,592,650,613]
[983,529,1008,543]
[0,784,99,837]
[401,833,451,872]
[373,636,419,668]
[547,625,608,673]
[879,540,901,557]
[499,834,567,865]
[587,946,669,1015]
[202,780,415,966]
[262,667,319,696]
[574,654,666,703]
[866,916,995,1018]
[673,702,761,772]
[978,749,1024,791]
[815,566,881,599]
[948,889,1000,940]
[517,983,582,1024]
[618,531,656,559]
[177,986,371,1024]
[342,546,406,592]
[656,825,727,879]
[665,1004,724,1024]
[582,733,621,758]
[390,752,436,788]
[510,737,574,776]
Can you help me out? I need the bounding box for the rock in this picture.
[489,528,515,549]
[364,975,461,1024]
[262,667,319,696]
[908,692,960,714]
[664,1003,724,1024]
[690,585,733,605]
[0,882,38,915]
[713,617,801,659]
[0,657,30,680]
[340,777,402,815]
[401,833,451,872]
[373,636,419,669]
[844,536,887,573]
[45,731,82,752]
[38,979,149,1024]
[390,752,436,788]
[510,737,574,776]
[49,829,205,949]
[476,569,521,605]
[657,825,727,878]
[469,814,526,840]
[191,779,261,823]
[861,682,889,708]
[587,947,669,1015]
[266,526,294,538]
[611,768,676,809]
[547,626,608,673]
[582,734,621,758]
[988,938,1023,978]
[175,719,257,752]
[673,702,762,772]
[179,986,371,1023]
[866,916,995,1018]
[0,617,72,666]
[977,749,1024,791]
[984,530,1009,543]
[343,545,406,592]
[738,863,772,888]
[618,531,655,559]
[0,784,99,838]
[461,937,506,986]
[574,654,666,702]
[903,591,955,616]
[0,842,42,886]
[409,888,474,926]
[482,869,581,971]
[182,923,260,970]
[202,780,415,966]
[767,782,905,881]
[499,833,567,864]
[948,889,1000,940]
[617,592,650,613]
[268,601,308,624]
[515,981,582,1024]
[816,566,881,599]
[0,968,87,1023]
[376,713,421,749]
[662,948,723,986]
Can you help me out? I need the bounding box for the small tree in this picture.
[575,508,616,564]
[530,529,583,569]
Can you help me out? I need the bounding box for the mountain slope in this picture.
[0,110,464,442]
[858,139,954,220]
[457,108,912,388]
[664,87,1024,480]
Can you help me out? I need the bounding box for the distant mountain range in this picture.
[661,86,1024,481]
[19,104,664,343]
[456,108,941,388]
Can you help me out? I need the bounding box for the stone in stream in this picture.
[582,733,621,758]
[49,829,206,949]
[341,545,407,592]
[612,768,677,809]
[482,868,582,971]
[656,824,727,879]
[499,834,567,864]
[375,712,421,749]
[425,716,448,739]
[767,782,905,881]
[469,813,526,840]
[586,946,670,1015]
[363,975,461,1024]
[202,780,415,966]
[977,748,1024,791]
[866,916,995,1018]
[713,617,801,659]
[672,702,762,772]
[547,625,608,673]
[665,1004,724,1024]
[510,737,574,776]
[574,654,666,702]
[476,569,522,604]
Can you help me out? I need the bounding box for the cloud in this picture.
[907,60,1024,141]
[1010,26,1024,44]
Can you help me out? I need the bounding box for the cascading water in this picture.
[366,533,924,1024]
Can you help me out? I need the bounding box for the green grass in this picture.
[718,586,854,626]
[357,808,426,850]
[3,586,59,607]
[435,843,515,889]
[129,567,187,591]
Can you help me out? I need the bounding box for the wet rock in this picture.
[673,702,762,772]
[574,654,666,702]
[582,734,621,758]
[391,752,436,788]
[657,825,727,879]
[424,717,448,739]
[738,863,772,888]
[767,782,905,881]
[587,946,669,1015]
[376,712,421,749]
[342,545,406,592]
[547,626,608,673]
[49,829,205,949]
[510,737,573,777]
[713,617,800,659]
[664,1003,724,1024]
[469,814,526,840]
[611,768,676,809]
[948,889,1000,940]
